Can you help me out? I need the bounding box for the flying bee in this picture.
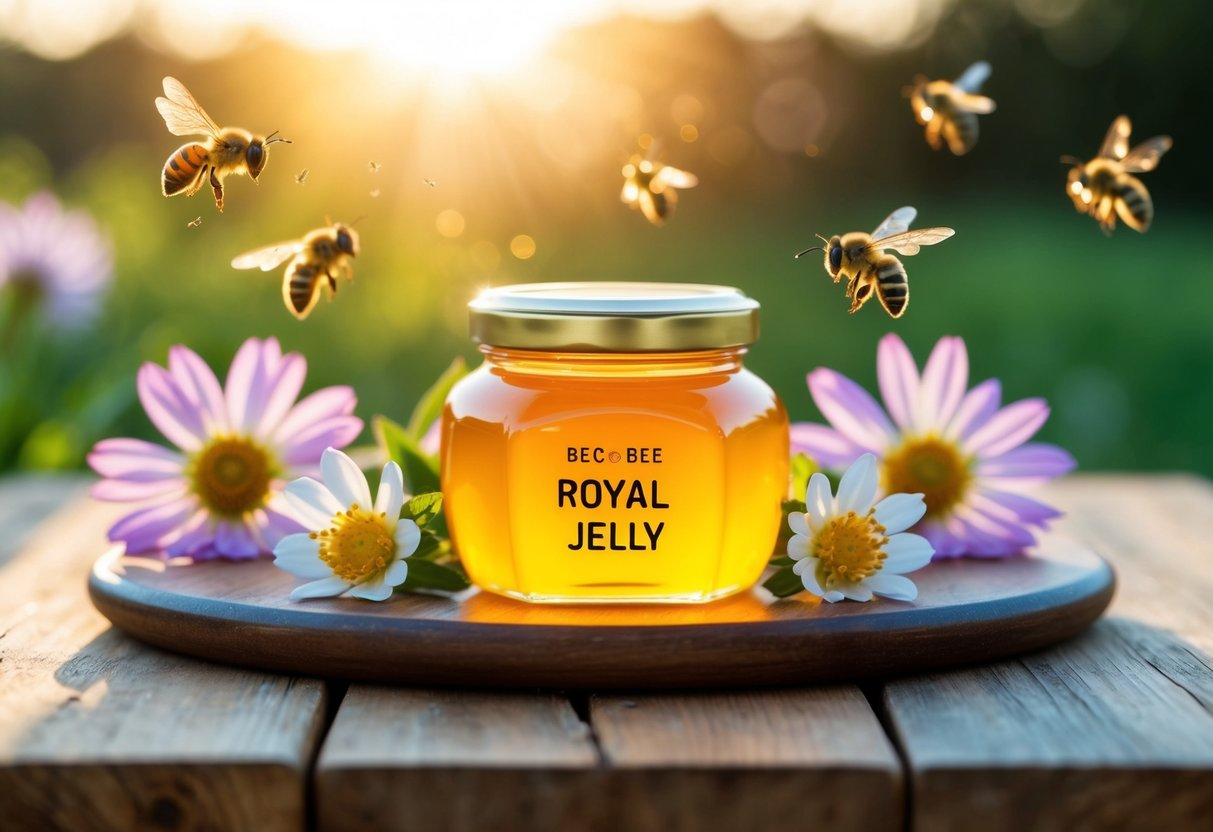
[620,151,698,226]
[295,168,309,185]
[230,223,360,321]
[908,61,996,155]
[795,207,954,319]
[1064,115,1172,234]
[155,76,291,213]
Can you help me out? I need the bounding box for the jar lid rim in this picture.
[468,282,760,351]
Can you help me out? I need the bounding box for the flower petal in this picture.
[382,559,409,587]
[835,453,878,514]
[977,443,1076,481]
[945,378,1002,442]
[797,559,827,597]
[836,582,873,602]
[805,473,833,530]
[877,333,920,431]
[321,448,372,509]
[374,461,405,519]
[788,511,809,537]
[290,576,351,600]
[866,573,918,601]
[920,521,967,559]
[167,345,228,434]
[254,353,307,439]
[873,492,927,534]
[964,398,1050,459]
[274,386,357,446]
[394,519,421,556]
[279,416,365,467]
[917,336,968,430]
[87,438,184,478]
[282,476,344,529]
[807,368,894,452]
[136,362,207,451]
[349,579,394,601]
[107,497,195,554]
[91,477,188,502]
[214,521,262,559]
[789,423,867,469]
[273,534,330,578]
[971,488,1063,527]
[787,534,810,560]
[225,338,272,434]
[883,532,934,573]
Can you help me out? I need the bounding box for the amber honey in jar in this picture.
[441,282,789,604]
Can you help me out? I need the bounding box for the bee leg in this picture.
[209,167,224,213]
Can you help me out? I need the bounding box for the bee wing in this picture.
[951,92,996,114]
[230,241,305,271]
[943,111,980,155]
[1099,115,1132,160]
[637,189,666,225]
[654,165,698,189]
[871,206,917,240]
[1121,136,1172,173]
[953,61,991,93]
[621,179,640,203]
[156,76,221,138]
[872,227,955,256]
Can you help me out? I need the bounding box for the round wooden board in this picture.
[89,540,1114,689]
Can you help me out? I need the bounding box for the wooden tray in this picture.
[88,540,1114,689]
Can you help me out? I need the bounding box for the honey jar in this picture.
[441,282,788,603]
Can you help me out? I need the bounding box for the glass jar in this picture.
[441,282,788,604]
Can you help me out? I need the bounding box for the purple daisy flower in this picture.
[88,337,363,560]
[791,333,1075,559]
[0,191,113,328]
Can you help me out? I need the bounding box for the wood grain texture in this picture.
[0,498,327,832]
[0,474,89,566]
[87,537,1113,689]
[316,687,599,832]
[885,475,1213,832]
[590,689,902,832]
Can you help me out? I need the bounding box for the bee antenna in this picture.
[349,216,365,228]
[794,246,823,259]
[1059,155,1083,166]
[265,131,292,145]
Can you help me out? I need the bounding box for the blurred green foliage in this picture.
[0,0,1210,475]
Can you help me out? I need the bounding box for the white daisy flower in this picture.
[273,447,420,601]
[787,453,934,603]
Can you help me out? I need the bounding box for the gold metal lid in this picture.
[468,282,760,352]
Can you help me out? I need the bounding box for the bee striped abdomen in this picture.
[876,258,909,318]
[1115,174,1153,232]
[162,143,210,196]
[285,260,323,320]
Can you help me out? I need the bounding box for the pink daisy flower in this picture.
[0,191,113,328]
[791,333,1075,558]
[88,337,363,559]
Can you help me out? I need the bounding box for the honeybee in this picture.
[621,152,698,226]
[795,207,954,319]
[156,76,290,212]
[230,223,360,320]
[1064,116,1172,234]
[909,62,996,155]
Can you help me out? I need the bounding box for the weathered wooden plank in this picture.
[0,474,89,566]
[885,474,1213,832]
[0,494,327,832]
[316,686,599,832]
[590,688,902,832]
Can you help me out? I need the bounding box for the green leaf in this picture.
[773,498,806,556]
[406,357,468,440]
[398,558,470,593]
[410,530,450,561]
[402,493,443,528]
[769,556,795,568]
[374,415,441,495]
[762,566,805,598]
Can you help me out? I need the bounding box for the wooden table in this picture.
[1,473,1211,831]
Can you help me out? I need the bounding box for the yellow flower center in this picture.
[311,504,396,583]
[189,437,275,517]
[883,436,971,519]
[814,511,888,588]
